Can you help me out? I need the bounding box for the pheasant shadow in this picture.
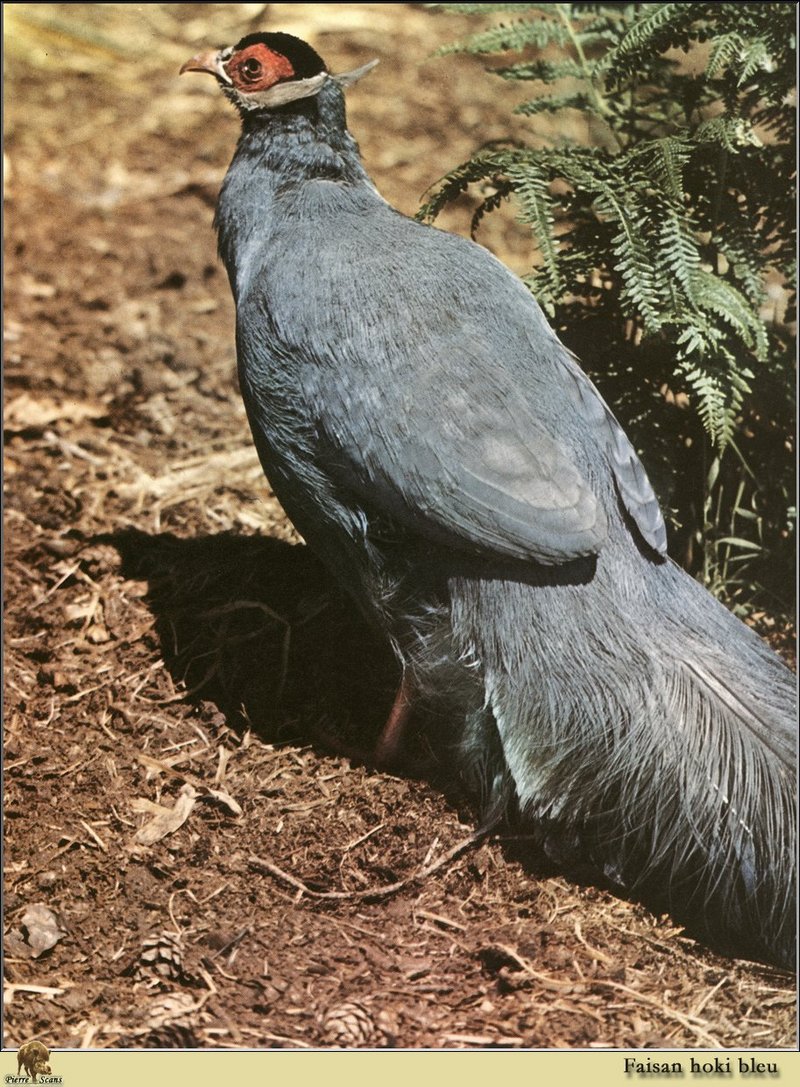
[106,528,403,751]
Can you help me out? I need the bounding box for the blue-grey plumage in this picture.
[183,33,796,969]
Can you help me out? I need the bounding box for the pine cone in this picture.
[319,1001,395,1048]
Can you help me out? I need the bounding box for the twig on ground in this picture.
[249,826,491,902]
[587,979,722,1047]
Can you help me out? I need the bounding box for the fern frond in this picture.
[505,160,563,312]
[752,102,794,141]
[624,136,691,199]
[678,345,756,453]
[691,270,769,360]
[732,39,768,84]
[695,117,762,152]
[514,92,598,118]
[566,164,663,326]
[705,31,744,79]
[435,17,569,56]
[427,3,548,14]
[683,365,725,434]
[602,2,700,79]
[469,178,513,237]
[713,212,767,308]
[493,58,588,82]
[657,207,702,296]
[416,154,507,222]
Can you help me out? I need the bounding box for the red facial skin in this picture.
[225,44,295,93]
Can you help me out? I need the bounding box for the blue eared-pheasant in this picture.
[181,32,796,969]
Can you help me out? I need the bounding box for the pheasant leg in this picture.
[374,671,414,767]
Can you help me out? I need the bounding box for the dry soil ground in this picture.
[3,2,796,1051]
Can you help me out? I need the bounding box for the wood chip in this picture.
[132,783,197,844]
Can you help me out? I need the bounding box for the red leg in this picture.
[374,671,414,767]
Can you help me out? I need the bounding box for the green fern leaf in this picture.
[679,361,740,450]
[737,39,774,86]
[624,136,691,199]
[434,17,569,56]
[657,207,701,296]
[493,58,587,82]
[705,31,744,79]
[602,2,698,78]
[505,160,563,312]
[695,116,762,152]
[691,270,769,359]
[427,3,550,14]
[514,92,599,118]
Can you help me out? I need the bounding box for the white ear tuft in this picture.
[235,71,329,110]
[332,60,379,88]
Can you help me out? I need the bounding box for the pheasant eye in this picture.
[241,58,263,80]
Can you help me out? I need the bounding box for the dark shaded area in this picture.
[107,528,401,747]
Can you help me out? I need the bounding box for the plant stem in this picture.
[555,3,623,149]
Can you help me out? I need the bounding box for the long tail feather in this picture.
[449,562,796,969]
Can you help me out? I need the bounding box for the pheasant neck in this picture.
[215,80,371,292]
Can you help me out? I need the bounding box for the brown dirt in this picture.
[3,2,796,1051]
